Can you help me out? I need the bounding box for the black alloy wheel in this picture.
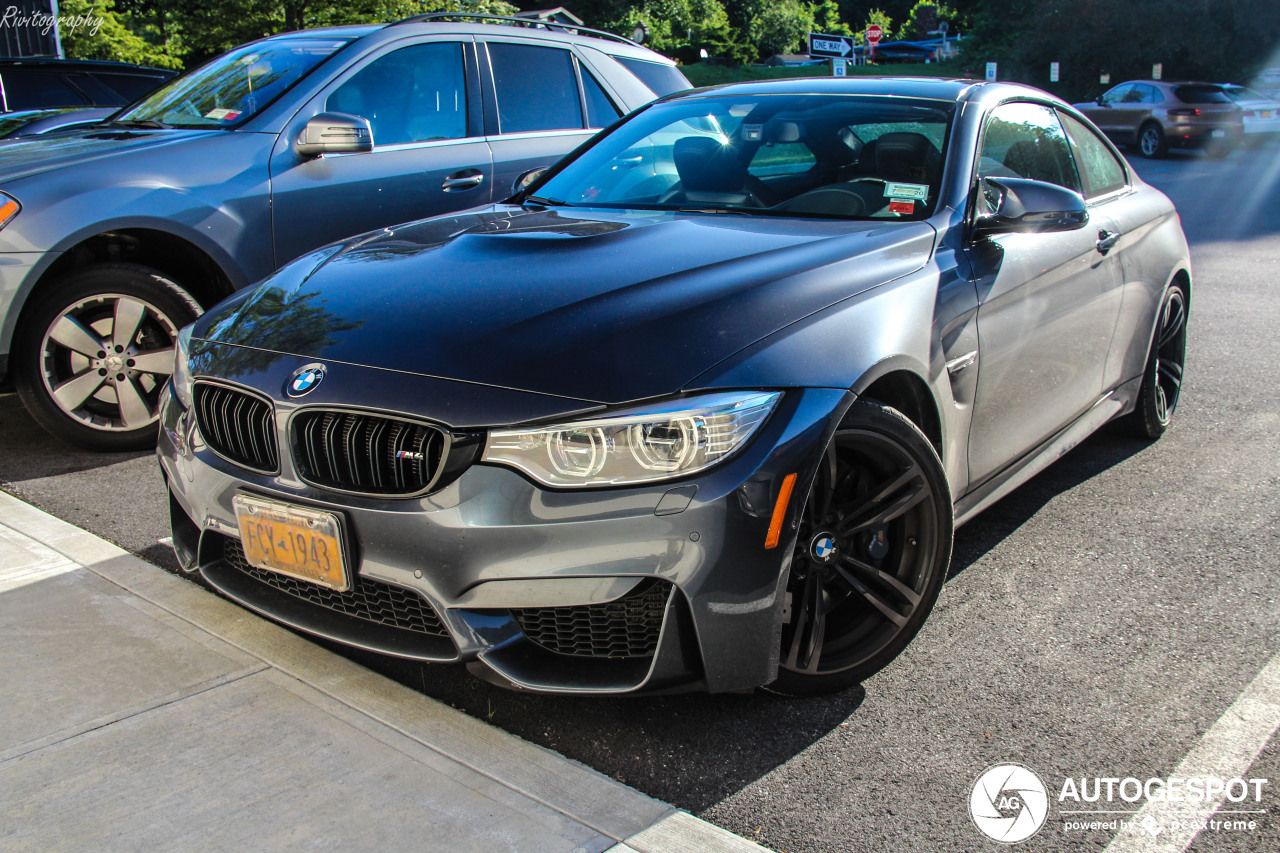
[1125,283,1188,440]
[770,401,953,696]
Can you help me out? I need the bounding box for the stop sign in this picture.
[866,24,883,45]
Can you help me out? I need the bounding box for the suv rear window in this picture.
[1173,85,1232,104]
[613,57,689,96]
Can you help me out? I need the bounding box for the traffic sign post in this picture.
[808,32,853,59]
[866,24,882,63]
[1050,61,1060,83]
[986,62,997,82]
[833,58,847,77]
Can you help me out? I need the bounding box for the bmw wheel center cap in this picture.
[287,364,326,397]
[810,532,837,563]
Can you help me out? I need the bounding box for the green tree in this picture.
[813,0,853,38]
[863,7,894,42]
[904,1,960,40]
[613,0,754,65]
[60,0,183,67]
[747,0,816,57]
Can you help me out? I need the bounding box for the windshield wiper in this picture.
[522,195,571,208]
[677,206,757,215]
[106,119,171,130]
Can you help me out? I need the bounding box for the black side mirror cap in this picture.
[296,112,373,157]
[972,176,1089,239]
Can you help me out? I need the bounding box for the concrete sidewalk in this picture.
[0,491,766,853]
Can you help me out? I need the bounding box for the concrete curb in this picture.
[0,490,769,853]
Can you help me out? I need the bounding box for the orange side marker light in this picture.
[764,472,798,550]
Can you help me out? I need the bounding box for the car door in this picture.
[479,38,620,200]
[1082,83,1132,140]
[1057,109,1163,393]
[268,38,492,267]
[965,101,1124,485]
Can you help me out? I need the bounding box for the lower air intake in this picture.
[511,580,671,659]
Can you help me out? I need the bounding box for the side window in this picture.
[326,42,467,147]
[1121,86,1146,103]
[1059,112,1127,199]
[978,102,1081,193]
[489,43,583,133]
[581,67,621,128]
[1141,84,1164,103]
[1100,84,1132,106]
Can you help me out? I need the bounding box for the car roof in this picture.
[258,19,678,66]
[0,58,175,75]
[679,76,979,99]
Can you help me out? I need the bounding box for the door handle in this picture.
[1096,229,1120,254]
[442,170,484,192]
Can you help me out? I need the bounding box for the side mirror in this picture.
[295,112,373,157]
[1095,95,1109,107]
[513,167,548,196]
[972,177,1088,238]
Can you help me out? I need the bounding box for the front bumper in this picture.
[158,363,850,695]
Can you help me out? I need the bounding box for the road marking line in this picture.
[1104,650,1280,852]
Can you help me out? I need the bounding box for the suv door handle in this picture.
[1096,229,1120,254]
[442,170,484,192]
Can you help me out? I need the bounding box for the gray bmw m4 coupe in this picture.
[159,78,1191,696]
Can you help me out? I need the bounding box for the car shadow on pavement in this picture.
[0,392,153,481]
[343,429,1154,814]
[948,428,1150,580]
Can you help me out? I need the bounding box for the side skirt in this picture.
[953,375,1142,527]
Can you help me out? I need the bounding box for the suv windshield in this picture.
[116,37,352,128]
[531,94,953,221]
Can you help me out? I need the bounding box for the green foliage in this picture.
[746,0,816,57]
[863,8,894,43]
[60,0,183,67]
[813,0,852,38]
[612,0,753,66]
[904,1,960,40]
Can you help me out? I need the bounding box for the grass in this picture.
[681,59,977,89]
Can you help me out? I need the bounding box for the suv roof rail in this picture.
[391,12,641,48]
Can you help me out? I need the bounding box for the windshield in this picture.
[1224,85,1269,101]
[116,37,352,128]
[530,94,954,221]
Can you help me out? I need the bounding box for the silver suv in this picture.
[0,15,687,450]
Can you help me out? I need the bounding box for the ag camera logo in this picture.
[970,763,1050,843]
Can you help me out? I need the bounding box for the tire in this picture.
[1137,122,1167,159]
[768,400,953,696]
[13,263,201,451]
[1203,136,1237,159]
[1123,282,1188,440]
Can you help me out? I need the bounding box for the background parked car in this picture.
[0,15,687,451]
[0,107,115,139]
[1221,83,1280,142]
[1073,80,1243,158]
[0,59,175,112]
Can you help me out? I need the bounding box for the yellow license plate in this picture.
[233,495,348,591]
[1263,110,1274,118]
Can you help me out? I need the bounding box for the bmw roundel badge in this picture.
[287,363,326,397]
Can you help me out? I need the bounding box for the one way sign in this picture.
[808,32,853,58]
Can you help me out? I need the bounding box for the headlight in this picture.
[482,391,781,487]
[0,192,19,230]
[171,325,194,409]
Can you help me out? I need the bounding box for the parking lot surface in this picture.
[2,145,1278,852]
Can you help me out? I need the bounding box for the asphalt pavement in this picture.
[2,143,1279,852]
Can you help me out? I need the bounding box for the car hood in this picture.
[0,127,220,183]
[199,206,936,405]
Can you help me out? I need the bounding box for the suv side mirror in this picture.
[1096,95,1107,106]
[513,167,548,196]
[972,177,1088,238]
[296,112,373,157]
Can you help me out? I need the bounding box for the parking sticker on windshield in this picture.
[889,200,915,214]
[884,182,929,201]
